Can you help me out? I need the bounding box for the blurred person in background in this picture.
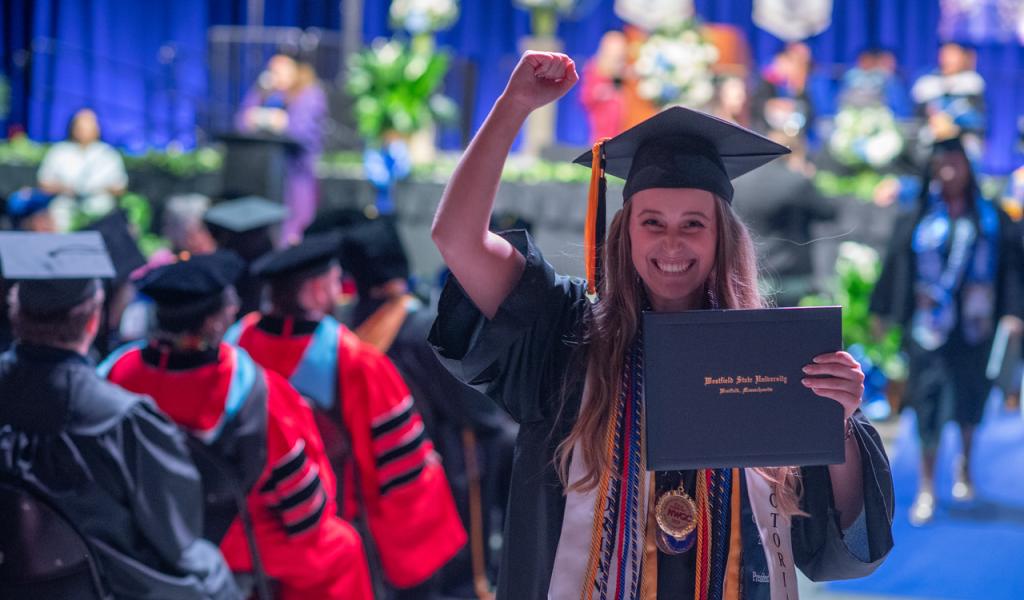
[100,251,373,600]
[4,187,56,232]
[870,137,1023,526]
[911,41,987,160]
[37,107,128,230]
[163,194,218,257]
[228,233,467,600]
[580,30,629,141]
[732,129,837,307]
[237,54,327,243]
[708,74,750,127]
[328,213,517,600]
[751,42,816,140]
[0,233,240,599]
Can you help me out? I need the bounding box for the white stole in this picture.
[745,470,800,600]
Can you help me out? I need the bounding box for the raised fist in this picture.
[501,51,579,113]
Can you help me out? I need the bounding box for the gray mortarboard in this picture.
[204,196,288,235]
[250,231,343,282]
[82,210,146,286]
[0,232,115,316]
[203,196,286,261]
[204,197,286,315]
[572,106,790,295]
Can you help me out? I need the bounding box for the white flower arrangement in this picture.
[828,105,905,169]
[513,0,578,15]
[837,241,880,283]
[614,0,695,32]
[389,0,459,35]
[633,26,718,108]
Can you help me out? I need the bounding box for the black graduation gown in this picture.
[430,231,895,600]
[0,343,240,600]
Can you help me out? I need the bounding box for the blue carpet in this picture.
[828,396,1024,600]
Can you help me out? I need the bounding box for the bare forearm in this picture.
[827,429,865,529]
[431,95,531,318]
[432,94,529,250]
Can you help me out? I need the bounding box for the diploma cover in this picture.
[643,306,844,470]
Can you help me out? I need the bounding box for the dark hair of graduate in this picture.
[9,285,104,346]
[554,197,806,516]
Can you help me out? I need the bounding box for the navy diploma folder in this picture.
[643,306,845,470]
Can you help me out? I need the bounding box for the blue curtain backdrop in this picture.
[2,0,1023,172]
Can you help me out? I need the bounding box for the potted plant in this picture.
[801,241,906,419]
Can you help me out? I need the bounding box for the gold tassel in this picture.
[585,139,608,298]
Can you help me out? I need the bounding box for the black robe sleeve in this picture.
[429,230,589,424]
[869,212,917,327]
[116,400,241,599]
[791,411,895,581]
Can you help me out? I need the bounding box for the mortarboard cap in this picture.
[304,205,381,237]
[203,196,288,234]
[0,231,115,316]
[204,197,286,263]
[82,210,146,286]
[337,217,409,291]
[251,231,342,282]
[572,106,789,296]
[136,250,245,332]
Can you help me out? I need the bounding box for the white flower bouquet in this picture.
[828,105,905,169]
[389,0,459,34]
[633,26,718,108]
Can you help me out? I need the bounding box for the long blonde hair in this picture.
[555,196,805,516]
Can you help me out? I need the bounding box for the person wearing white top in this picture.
[37,108,128,230]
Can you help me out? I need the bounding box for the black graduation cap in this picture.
[82,210,146,286]
[250,231,343,282]
[304,205,380,237]
[0,231,115,317]
[571,106,789,296]
[337,217,409,291]
[136,250,245,332]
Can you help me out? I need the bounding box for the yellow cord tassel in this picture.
[585,139,608,298]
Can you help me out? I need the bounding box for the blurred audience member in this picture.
[839,47,912,117]
[237,54,327,243]
[870,138,1023,526]
[751,42,816,139]
[37,108,127,230]
[4,187,56,231]
[101,251,373,599]
[580,31,629,141]
[331,214,517,599]
[733,129,836,306]
[709,74,750,126]
[162,193,217,256]
[911,41,986,158]
[0,233,240,599]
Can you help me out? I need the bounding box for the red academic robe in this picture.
[228,313,467,589]
[101,342,373,600]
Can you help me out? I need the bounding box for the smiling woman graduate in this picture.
[428,52,894,600]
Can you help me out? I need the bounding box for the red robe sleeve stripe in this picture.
[379,462,427,496]
[258,439,308,493]
[282,489,328,536]
[370,394,414,436]
[270,466,322,511]
[375,420,427,465]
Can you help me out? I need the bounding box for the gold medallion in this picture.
[655,485,697,539]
